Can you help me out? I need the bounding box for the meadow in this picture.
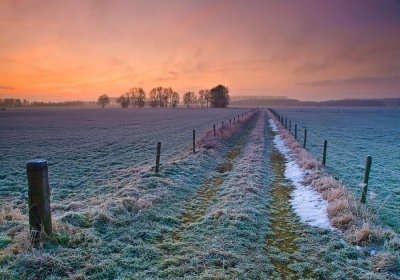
[0,107,398,279]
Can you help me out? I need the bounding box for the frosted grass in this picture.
[0,107,247,208]
[269,119,333,230]
[276,107,400,232]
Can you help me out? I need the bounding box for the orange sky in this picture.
[1,0,400,101]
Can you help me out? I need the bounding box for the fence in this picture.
[25,109,257,236]
[268,108,400,231]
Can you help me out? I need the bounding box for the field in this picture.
[0,107,399,279]
[275,107,400,233]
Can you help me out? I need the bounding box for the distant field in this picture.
[0,107,247,208]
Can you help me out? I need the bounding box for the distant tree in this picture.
[0,98,4,109]
[210,85,229,108]
[171,91,179,108]
[22,99,30,106]
[136,88,146,108]
[204,89,211,108]
[128,88,138,108]
[149,88,157,107]
[163,87,173,107]
[198,90,206,108]
[14,99,22,107]
[1,98,22,107]
[116,93,130,108]
[183,91,197,108]
[155,86,164,107]
[97,94,111,109]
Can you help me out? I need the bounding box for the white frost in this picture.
[271,120,334,230]
[268,118,278,132]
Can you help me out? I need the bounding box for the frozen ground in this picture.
[270,118,333,231]
[0,108,398,279]
[0,107,247,210]
[275,107,400,233]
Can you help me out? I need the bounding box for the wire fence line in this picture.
[268,108,400,226]
[150,110,257,170]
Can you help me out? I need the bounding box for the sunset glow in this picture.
[1,0,400,101]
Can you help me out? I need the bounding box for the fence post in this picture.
[285,118,287,129]
[322,140,327,166]
[303,129,307,148]
[289,121,291,132]
[193,130,196,154]
[155,142,161,173]
[213,124,216,136]
[360,156,372,204]
[229,119,231,125]
[27,160,52,236]
[295,124,297,140]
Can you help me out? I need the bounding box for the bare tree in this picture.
[149,88,157,107]
[198,90,206,108]
[183,91,197,108]
[97,94,111,109]
[163,87,173,107]
[171,91,179,108]
[204,89,211,108]
[128,88,138,108]
[136,88,146,107]
[117,93,130,108]
[156,86,164,107]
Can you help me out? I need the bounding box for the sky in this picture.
[1,0,400,101]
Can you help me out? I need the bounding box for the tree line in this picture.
[0,98,93,109]
[0,98,30,109]
[97,84,230,109]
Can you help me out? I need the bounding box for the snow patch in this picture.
[272,127,334,230]
[268,118,278,132]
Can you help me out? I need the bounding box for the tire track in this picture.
[264,120,316,279]
[157,112,259,276]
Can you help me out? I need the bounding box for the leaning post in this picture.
[360,156,372,204]
[27,160,52,236]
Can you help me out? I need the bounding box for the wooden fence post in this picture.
[213,124,216,136]
[322,140,327,166]
[289,121,291,132]
[303,129,307,148]
[155,142,161,173]
[360,156,372,204]
[295,124,297,140]
[27,160,52,236]
[193,130,196,154]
